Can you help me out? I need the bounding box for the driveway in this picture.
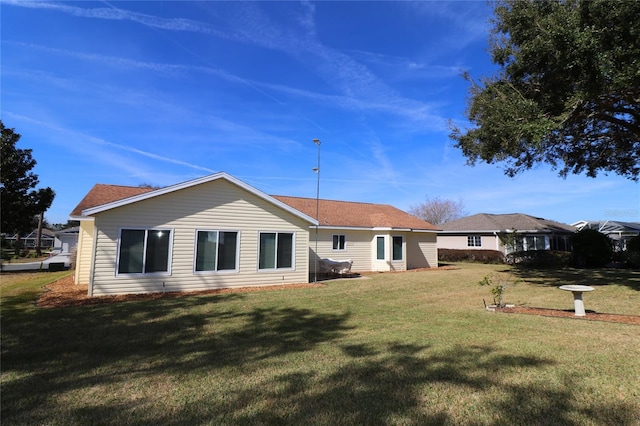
[1,253,71,272]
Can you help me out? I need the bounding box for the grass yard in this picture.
[1,264,639,425]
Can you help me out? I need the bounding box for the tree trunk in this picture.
[36,212,44,256]
[14,233,22,257]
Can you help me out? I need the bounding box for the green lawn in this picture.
[2,264,639,425]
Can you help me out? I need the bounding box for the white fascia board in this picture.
[438,230,501,234]
[315,226,434,232]
[82,172,318,225]
[367,226,420,232]
[70,215,94,222]
[309,225,379,232]
[438,229,562,234]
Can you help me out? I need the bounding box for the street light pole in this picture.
[312,138,321,283]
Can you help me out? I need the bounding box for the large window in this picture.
[392,236,403,261]
[376,236,385,260]
[195,230,239,272]
[333,234,346,251]
[525,235,547,251]
[467,235,482,247]
[118,229,171,274]
[259,232,294,270]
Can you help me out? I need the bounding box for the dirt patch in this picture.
[496,306,640,325]
[36,275,324,308]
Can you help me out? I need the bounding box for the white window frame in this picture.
[332,234,346,251]
[375,235,385,260]
[258,231,296,271]
[467,235,482,247]
[392,235,404,261]
[193,229,241,274]
[116,228,173,276]
[524,235,548,251]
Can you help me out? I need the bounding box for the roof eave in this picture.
[70,215,94,221]
[312,225,439,232]
[438,230,501,234]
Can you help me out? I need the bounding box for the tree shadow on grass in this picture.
[2,296,638,425]
[146,343,638,425]
[1,294,353,424]
[510,267,640,291]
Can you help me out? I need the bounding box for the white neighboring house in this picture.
[438,213,576,254]
[573,220,640,251]
[5,229,58,249]
[54,227,79,254]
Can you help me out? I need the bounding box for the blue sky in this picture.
[2,0,638,226]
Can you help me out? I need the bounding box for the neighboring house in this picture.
[573,220,640,251]
[71,172,439,297]
[5,229,58,249]
[54,226,79,254]
[438,213,576,254]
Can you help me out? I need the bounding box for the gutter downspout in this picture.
[88,223,98,297]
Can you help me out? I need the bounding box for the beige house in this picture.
[438,213,576,254]
[71,172,439,296]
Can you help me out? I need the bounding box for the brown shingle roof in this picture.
[70,184,155,217]
[441,213,575,233]
[70,183,439,231]
[273,195,440,230]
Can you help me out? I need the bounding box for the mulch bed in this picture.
[496,306,640,325]
[37,276,640,325]
[36,275,323,308]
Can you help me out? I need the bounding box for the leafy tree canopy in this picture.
[1,120,55,236]
[450,0,640,180]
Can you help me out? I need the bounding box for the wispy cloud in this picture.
[4,112,216,174]
[4,0,226,36]
[406,2,492,49]
[15,4,445,123]
[4,2,490,203]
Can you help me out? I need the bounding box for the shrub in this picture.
[506,250,573,268]
[571,229,613,268]
[627,235,640,253]
[438,249,504,264]
[623,235,640,268]
[478,271,521,307]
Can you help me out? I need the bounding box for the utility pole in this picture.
[312,138,321,283]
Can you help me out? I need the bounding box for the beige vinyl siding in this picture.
[89,179,310,296]
[74,220,95,285]
[437,234,500,251]
[406,232,437,269]
[310,229,438,273]
[310,229,377,273]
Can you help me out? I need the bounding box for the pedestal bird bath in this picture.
[558,285,595,316]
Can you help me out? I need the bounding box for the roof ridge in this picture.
[273,195,393,207]
[94,183,158,190]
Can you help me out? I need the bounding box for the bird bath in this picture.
[558,285,594,316]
